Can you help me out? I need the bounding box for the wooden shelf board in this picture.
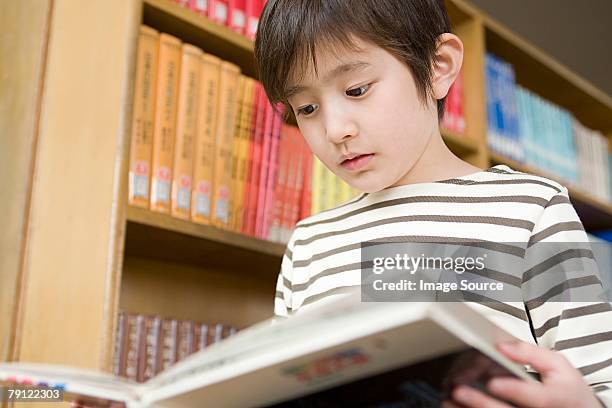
[126,206,285,275]
[142,0,257,78]
[442,128,481,157]
[489,152,612,230]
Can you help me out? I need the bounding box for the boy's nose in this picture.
[325,116,358,145]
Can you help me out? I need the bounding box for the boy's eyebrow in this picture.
[285,61,372,99]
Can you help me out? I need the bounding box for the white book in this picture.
[0,290,537,408]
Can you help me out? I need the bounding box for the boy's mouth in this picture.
[340,153,375,171]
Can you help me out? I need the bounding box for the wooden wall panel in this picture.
[0,0,52,363]
[14,0,141,371]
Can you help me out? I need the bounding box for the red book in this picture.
[281,127,299,241]
[245,0,263,40]
[243,85,267,235]
[208,0,228,25]
[188,0,207,15]
[291,128,306,229]
[268,124,290,241]
[261,104,284,239]
[299,131,313,221]
[228,0,247,34]
[454,70,465,134]
[255,101,274,238]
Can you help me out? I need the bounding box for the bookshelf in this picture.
[4,0,611,381]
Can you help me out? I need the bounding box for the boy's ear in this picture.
[431,33,464,100]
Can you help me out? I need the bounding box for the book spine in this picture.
[177,320,194,362]
[151,33,182,213]
[240,83,260,234]
[229,76,247,231]
[158,318,178,373]
[310,156,323,216]
[228,0,246,34]
[281,128,298,241]
[129,26,159,209]
[244,86,266,235]
[211,62,242,228]
[113,312,127,377]
[208,0,228,25]
[298,132,313,222]
[233,78,255,232]
[125,314,145,382]
[188,0,208,15]
[199,324,210,351]
[141,315,162,382]
[261,104,284,239]
[455,69,465,134]
[255,101,274,238]
[171,44,203,219]
[192,53,221,224]
[245,0,261,40]
[291,131,306,228]
[268,124,289,241]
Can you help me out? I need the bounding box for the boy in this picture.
[254,0,612,406]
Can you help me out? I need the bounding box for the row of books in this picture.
[113,311,239,383]
[485,52,611,202]
[128,26,363,243]
[173,0,266,40]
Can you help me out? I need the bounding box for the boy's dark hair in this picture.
[254,0,452,122]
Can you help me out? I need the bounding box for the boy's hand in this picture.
[444,341,603,408]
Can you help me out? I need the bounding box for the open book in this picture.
[0,289,537,407]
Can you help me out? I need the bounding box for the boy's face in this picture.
[286,36,439,193]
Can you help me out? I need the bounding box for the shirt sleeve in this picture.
[521,187,612,406]
[274,235,295,319]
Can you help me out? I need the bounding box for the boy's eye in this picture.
[297,104,317,117]
[346,84,370,97]
[295,84,371,117]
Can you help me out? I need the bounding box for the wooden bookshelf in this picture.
[142,0,257,77]
[126,206,285,272]
[5,0,612,378]
[490,153,612,230]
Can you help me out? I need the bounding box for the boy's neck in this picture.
[388,128,482,187]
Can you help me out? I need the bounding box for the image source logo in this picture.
[360,241,612,303]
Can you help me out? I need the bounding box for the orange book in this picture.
[150,33,182,213]
[244,85,267,235]
[211,61,242,228]
[232,77,256,232]
[129,26,159,208]
[192,53,222,224]
[171,44,203,219]
[228,75,247,230]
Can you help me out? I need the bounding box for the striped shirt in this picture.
[274,164,612,405]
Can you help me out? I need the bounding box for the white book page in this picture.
[0,362,144,404]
